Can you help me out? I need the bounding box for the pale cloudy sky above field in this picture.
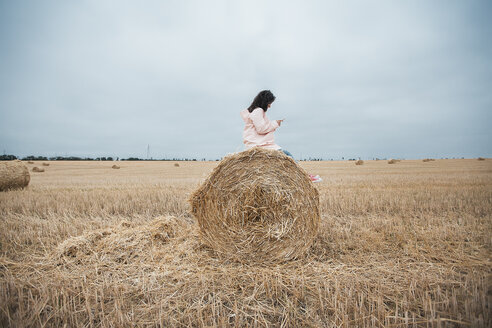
[0,0,491,160]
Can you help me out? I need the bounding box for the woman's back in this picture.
[240,107,280,150]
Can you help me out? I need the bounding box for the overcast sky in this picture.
[1,0,491,160]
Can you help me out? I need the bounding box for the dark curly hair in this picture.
[247,90,276,113]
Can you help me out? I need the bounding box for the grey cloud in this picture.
[1,0,491,160]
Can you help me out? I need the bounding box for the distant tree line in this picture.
[0,154,472,162]
[20,155,115,161]
[303,158,324,161]
[0,154,18,160]
[123,157,201,161]
[0,154,209,161]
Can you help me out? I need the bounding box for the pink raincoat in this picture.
[240,108,280,150]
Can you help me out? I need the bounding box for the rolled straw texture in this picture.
[0,160,30,191]
[190,147,320,263]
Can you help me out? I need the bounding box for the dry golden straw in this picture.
[55,216,185,260]
[0,160,30,191]
[0,159,490,327]
[32,167,45,172]
[190,147,320,263]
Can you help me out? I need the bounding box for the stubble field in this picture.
[0,159,491,327]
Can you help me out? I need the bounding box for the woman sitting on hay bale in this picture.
[240,90,322,183]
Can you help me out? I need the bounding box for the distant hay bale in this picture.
[32,167,45,173]
[27,161,34,164]
[42,162,49,166]
[355,160,364,165]
[478,157,485,161]
[112,164,120,169]
[174,163,180,167]
[190,147,320,263]
[0,160,30,191]
[423,158,435,162]
[388,159,397,164]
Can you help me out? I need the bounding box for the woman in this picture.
[240,90,322,183]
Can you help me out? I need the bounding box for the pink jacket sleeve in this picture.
[250,108,279,134]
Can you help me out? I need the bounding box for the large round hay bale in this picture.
[190,147,320,263]
[0,160,30,191]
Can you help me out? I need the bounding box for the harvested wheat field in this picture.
[0,158,491,327]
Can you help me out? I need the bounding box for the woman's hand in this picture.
[277,119,284,126]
